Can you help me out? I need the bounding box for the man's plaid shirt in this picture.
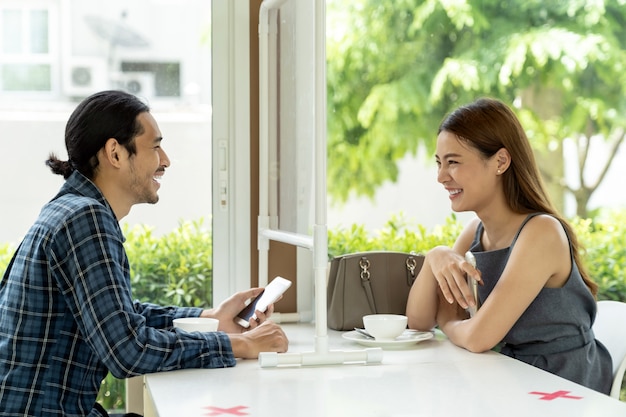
[0,171,235,416]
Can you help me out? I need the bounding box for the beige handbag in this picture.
[326,251,424,331]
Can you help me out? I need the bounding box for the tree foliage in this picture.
[327,0,626,216]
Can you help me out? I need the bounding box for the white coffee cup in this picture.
[363,314,408,340]
[173,317,219,332]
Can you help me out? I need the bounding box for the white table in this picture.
[143,323,626,416]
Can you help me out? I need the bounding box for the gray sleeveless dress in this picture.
[469,213,612,394]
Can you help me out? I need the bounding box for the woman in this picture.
[406,97,612,394]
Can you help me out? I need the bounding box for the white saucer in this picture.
[342,329,434,349]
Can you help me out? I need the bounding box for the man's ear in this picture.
[102,138,122,168]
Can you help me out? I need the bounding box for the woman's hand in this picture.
[201,288,276,334]
[428,246,481,309]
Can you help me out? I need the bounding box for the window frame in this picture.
[211,0,252,301]
[0,1,59,95]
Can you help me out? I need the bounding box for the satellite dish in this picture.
[84,14,149,48]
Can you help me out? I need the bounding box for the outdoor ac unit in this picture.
[62,57,107,98]
[114,72,156,100]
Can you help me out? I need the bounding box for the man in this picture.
[0,90,288,417]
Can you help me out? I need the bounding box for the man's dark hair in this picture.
[46,90,150,179]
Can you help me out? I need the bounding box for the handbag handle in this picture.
[406,255,418,286]
[359,257,378,313]
[359,253,420,315]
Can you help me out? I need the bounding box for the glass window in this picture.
[2,9,23,54]
[0,1,214,411]
[0,0,212,284]
[29,9,49,53]
[2,63,50,90]
[0,7,51,92]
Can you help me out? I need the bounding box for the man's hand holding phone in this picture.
[235,277,292,328]
[199,276,292,333]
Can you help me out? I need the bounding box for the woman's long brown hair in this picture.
[438,97,598,296]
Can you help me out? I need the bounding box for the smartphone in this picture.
[235,276,292,328]
[465,251,479,317]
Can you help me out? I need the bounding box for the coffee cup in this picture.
[362,314,407,340]
[173,317,219,332]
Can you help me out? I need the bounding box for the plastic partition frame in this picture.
[256,0,382,367]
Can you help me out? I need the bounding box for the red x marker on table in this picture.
[203,405,249,416]
[529,390,583,401]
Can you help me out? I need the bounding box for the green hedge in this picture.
[1,211,625,409]
[123,219,213,307]
[328,210,626,302]
[571,212,626,301]
[328,212,464,257]
[4,211,623,303]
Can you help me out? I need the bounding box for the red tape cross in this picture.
[203,405,249,416]
[529,390,583,401]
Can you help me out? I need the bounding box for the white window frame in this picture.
[211,0,251,302]
[211,0,320,316]
[0,1,59,95]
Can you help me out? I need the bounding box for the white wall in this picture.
[0,0,214,245]
[0,110,211,245]
[66,0,212,104]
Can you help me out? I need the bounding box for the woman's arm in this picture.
[438,215,572,352]
[406,219,479,330]
[405,249,444,330]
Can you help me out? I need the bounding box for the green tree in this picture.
[327,0,626,217]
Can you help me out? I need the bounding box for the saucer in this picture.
[342,329,434,349]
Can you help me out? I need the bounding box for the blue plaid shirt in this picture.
[0,171,235,417]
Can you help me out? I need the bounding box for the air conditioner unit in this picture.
[62,57,108,98]
[114,72,156,100]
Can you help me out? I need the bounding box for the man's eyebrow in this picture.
[153,136,163,144]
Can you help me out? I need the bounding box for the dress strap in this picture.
[473,212,545,251]
[509,213,544,249]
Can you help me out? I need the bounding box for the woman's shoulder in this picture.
[523,213,565,233]
[518,213,569,246]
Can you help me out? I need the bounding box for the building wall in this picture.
[0,111,211,244]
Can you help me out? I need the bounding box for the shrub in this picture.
[328,212,463,257]
[0,219,214,309]
[572,211,626,302]
[0,242,16,270]
[123,219,213,308]
[328,210,626,302]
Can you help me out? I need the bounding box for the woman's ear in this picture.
[496,147,511,174]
